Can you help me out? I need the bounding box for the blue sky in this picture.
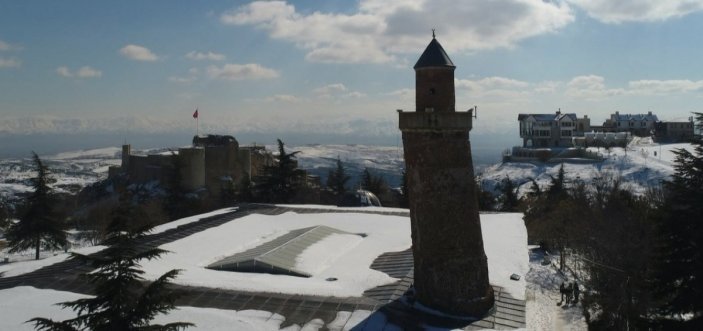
[1,0,702,145]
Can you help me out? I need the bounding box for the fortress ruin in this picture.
[109,135,273,198]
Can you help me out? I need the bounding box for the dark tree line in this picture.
[653,112,703,330]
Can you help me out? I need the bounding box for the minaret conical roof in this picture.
[413,36,455,69]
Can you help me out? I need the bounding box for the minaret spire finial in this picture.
[432,28,436,39]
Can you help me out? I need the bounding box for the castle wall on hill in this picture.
[111,135,273,199]
[178,147,205,191]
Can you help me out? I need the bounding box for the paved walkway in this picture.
[0,204,526,330]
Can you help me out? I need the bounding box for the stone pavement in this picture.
[0,204,526,330]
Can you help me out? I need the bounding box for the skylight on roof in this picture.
[206,225,364,277]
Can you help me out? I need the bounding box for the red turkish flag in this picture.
[192,109,198,119]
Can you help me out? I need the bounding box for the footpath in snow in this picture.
[526,247,587,330]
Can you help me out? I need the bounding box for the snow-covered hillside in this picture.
[480,138,695,196]
[0,144,407,204]
[289,144,405,187]
[3,138,691,205]
[0,147,122,201]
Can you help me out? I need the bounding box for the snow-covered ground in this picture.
[0,245,104,278]
[0,207,239,277]
[0,286,311,331]
[481,138,695,196]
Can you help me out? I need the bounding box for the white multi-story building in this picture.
[518,111,590,148]
[604,111,658,136]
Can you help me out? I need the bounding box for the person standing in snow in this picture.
[565,282,572,305]
[572,281,580,304]
[560,281,566,303]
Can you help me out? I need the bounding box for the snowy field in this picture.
[481,138,695,196]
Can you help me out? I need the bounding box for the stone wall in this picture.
[415,68,455,113]
[178,147,205,191]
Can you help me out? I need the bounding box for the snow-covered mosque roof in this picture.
[0,204,530,330]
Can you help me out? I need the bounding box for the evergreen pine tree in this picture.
[7,152,67,260]
[257,139,306,203]
[498,176,519,212]
[360,168,388,197]
[0,202,9,229]
[475,176,495,211]
[654,113,703,328]
[547,163,566,199]
[30,191,192,331]
[326,157,350,196]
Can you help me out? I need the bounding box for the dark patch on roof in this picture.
[414,38,455,69]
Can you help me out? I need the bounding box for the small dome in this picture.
[338,190,382,207]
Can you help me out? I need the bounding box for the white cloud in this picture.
[344,91,366,98]
[628,79,703,94]
[265,94,302,103]
[168,67,200,84]
[457,77,530,91]
[534,81,562,93]
[221,0,574,64]
[455,77,531,100]
[0,57,21,68]
[168,76,195,83]
[119,44,158,61]
[185,51,226,61]
[312,83,365,99]
[56,66,72,77]
[566,75,703,99]
[206,63,279,80]
[76,66,102,78]
[567,0,703,23]
[566,75,624,99]
[56,66,102,78]
[313,83,348,94]
[0,40,22,51]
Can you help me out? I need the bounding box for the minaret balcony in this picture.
[398,111,472,132]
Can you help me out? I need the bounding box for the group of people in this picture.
[559,281,580,305]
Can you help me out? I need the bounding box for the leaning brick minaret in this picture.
[399,33,494,316]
